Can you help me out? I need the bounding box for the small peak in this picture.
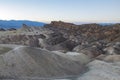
[22,24,29,28]
[0,28,6,31]
[51,21,74,25]
[18,24,30,32]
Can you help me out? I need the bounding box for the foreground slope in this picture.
[77,60,120,80]
[0,46,84,78]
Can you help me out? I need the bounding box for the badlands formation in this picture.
[0,21,120,80]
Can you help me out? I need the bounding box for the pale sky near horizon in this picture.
[0,0,120,23]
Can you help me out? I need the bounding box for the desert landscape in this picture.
[0,0,120,80]
[0,21,120,80]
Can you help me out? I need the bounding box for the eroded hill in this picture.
[0,21,120,80]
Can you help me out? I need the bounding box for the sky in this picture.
[0,0,120,23]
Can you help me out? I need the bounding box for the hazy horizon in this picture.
[0,0,120,23]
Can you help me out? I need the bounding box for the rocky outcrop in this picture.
[0,28,5,31]
[19,24,31,32]
[43,21,120,54]
[0,35,45,47]
[45,21,120,43]
[45,32,67,45]
[45,21,76,30]
[104,42,120,55]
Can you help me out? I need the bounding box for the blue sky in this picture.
[0,0,120,23]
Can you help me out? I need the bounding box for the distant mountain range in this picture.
[74,22,117,26]
[0,20,45,29]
